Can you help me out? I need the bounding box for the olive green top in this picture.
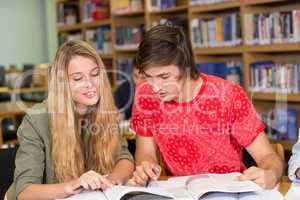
[6,101,134,200]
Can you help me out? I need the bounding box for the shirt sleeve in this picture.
[115,137,134,163]
[288,141,300,181]
[14,114,45,198]
[230,84,266,147]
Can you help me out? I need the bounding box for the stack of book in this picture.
[85,26,112,54]
[111,0,143,15]
[189,0,230,5]
[148,0,177,12]
[115,25,144,50]
[57,2,80,26]
[191,13,241,48]
[83,0,110,23]
[249,61,300,94]
[244,10,300,45]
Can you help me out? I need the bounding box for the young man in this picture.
[128,25,284,189]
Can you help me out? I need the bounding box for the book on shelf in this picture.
[260,108,298,141]
[191,13,241,48]
[57,2,80,26]
[244,10,300,45]
[111,0,143,15]
[58,172,274,200]
[58,32,81,45]
[85,26,112,54]
[83,0,110,23]
[148,0,176,12]
[115,25,144,50]
[196,61,243,85]
[189,0,230,5]
[249,61,300,94]
[150,14,188,30]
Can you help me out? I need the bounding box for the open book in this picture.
[59,173,284,200]
[57,185,174,200]
[149,172,264,199]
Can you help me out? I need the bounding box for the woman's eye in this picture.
[91,71,100,76]
[161,75,169,79]
[73,76,82,81]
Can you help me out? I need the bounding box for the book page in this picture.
[186,173,262,199]
[103,185,174,200]
[57,191,107,200]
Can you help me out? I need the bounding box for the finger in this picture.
[80,179,90,190]
[145,165,160,180]
[136,167,149,182]
[100,176,114,188]
[133,171,148,186]
[238,169,262,181]
[127,178,138,186]
[84,173,104,190]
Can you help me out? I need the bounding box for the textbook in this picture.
[59,173,272,200]
[58,186,174,200]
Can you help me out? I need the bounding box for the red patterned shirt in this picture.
[130,74,265,176]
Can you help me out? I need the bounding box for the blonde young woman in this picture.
[6,40,134,200]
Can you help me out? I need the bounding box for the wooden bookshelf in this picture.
[83,19,111,28]
[250,92,300,103]
[189,0,241,13]
[57,23,82,32]
[55,0,300,151]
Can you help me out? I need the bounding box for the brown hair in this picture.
[48,40,120,182]
[135,24,199,80]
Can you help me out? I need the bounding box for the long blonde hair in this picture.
[48,40,120,182]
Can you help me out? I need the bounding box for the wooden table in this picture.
[0,101,35,147]
[160,176,291,195]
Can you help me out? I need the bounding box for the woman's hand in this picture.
[64,170,114,195]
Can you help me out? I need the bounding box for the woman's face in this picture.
[68,56,101,110]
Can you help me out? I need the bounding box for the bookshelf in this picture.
[55,0,300,151]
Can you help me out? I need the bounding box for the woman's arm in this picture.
[238,132,285,189]
[108,159,135,185]
[19,170,108,200]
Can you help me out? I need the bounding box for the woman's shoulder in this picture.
[20,100,49,137]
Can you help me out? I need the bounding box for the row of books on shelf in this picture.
[196,61,243,85]
[245,10,300,45]
[85,26,113,54]
[111,0,143,15]
[115,25,144,50]
[83,0,110,23]
[57,2,80,26]
[147,0,176,12]
[191,13,241,48]
[249,61,300,94]
[189,0,230,5]
[261,108,298,141]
